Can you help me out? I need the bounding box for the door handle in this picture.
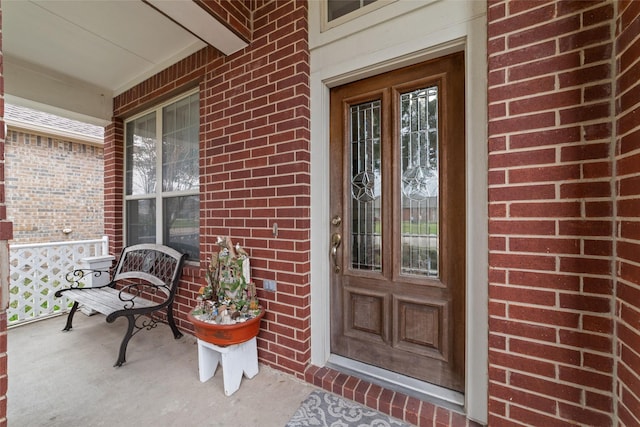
[330,233,342,273]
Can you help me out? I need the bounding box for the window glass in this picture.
[125,112,156,196]
[327,0,378,21]
[400,86,439,277]
[125,92,200,260]
[126,199,156,245]
[162,94,199,193]
[163,195,200,261]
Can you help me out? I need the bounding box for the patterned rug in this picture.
[286,390,411,427]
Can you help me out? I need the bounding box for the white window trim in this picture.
[123,89,200,250]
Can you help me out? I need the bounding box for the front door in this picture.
[329,52,465,391]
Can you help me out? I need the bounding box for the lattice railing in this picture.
[8,237,109,325]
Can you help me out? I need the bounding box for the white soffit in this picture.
[3,1,203,92]
[145,0,248,56]
[2,0,247,124]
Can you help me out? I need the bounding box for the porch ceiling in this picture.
[2,0,247,126]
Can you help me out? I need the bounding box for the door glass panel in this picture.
[400,86,439,277]
[350,100,382,271]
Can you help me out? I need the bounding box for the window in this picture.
[327,0,378,21]
[324,0,392,29]
[125,91,200,261]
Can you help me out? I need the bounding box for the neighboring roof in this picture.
[5,103,104,145]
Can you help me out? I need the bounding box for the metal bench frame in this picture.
[55,244,187,367]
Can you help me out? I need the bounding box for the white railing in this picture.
[8,236,109,326]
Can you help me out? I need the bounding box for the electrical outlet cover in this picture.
[264,279,276,292]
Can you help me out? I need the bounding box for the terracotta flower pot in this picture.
[188,310,264,346]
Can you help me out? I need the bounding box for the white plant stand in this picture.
[196,337,259,396]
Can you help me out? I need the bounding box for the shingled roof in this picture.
[5,104,104,143]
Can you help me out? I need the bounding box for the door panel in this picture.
[329,52,465,391]
[344,287,388,341]
[394,296,448,360]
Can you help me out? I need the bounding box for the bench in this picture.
[55,244,187,367]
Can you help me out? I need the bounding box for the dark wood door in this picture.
[329,52,465,391]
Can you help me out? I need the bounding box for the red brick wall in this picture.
[106,1,310,378]
[615,1,640,425]
[196,0,252,42]
[103,119,124,255]
[488,1,616,425]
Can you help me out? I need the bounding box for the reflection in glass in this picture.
[126,113,156,196]
[350,100,381,271]
[163,94,199,193]
[327,0,378,21]
[126,199,156,245]
[164,196,200,261]
[400,86,439,277]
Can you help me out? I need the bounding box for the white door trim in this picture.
[309,2,487,423]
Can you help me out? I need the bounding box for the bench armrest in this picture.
[54,269,112,297]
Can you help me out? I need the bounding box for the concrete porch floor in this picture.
[8,313,317,426]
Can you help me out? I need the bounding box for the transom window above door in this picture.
[327,0,377,21]
[324,0,394,29]
[124,91,200,261]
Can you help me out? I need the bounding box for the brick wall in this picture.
[103,0,640,424]
[106,1,311,377]
[488,1,617,425]
[615,1,640,425]
[4,130,104,243]
[103,119,124,255]
[196,0,252,42]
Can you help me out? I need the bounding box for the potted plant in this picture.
[189,237,263,345]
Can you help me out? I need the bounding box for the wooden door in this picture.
[329,52,465,391]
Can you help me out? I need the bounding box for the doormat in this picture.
[285,390,411,427]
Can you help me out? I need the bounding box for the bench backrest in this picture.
[112,244,187,299]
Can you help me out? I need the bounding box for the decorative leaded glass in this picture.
[400,86,439,277]
[350,100,382,271]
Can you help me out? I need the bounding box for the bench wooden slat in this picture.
[65,288,156,316]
